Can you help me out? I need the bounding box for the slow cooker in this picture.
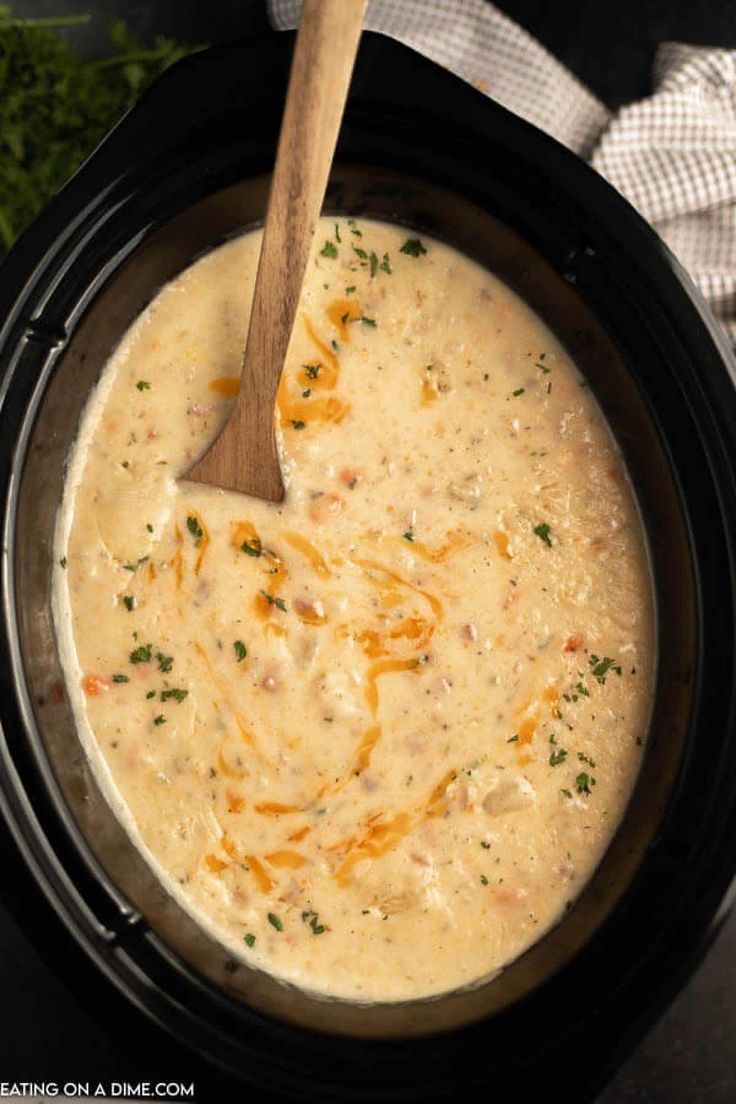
[0,31,734,1102]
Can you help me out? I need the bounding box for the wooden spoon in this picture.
[183,0,366,502]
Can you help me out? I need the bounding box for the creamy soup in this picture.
[54,218,654,1001]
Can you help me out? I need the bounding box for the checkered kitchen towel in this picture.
[269,0,736,347]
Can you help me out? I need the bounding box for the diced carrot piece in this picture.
[82,674,110,697]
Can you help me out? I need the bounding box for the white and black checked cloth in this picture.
[269,0,736,347]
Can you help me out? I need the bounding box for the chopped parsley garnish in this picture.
[129,644,152,664]
[241,539,262,558]
[334,222,341,243]
[267,912,283,932]
[561,788,573,799]
[153,714,166,726]
[400,238,427,257]
[260,590,287,612]
[533,522,553,547]
[380,252,392,274]
[549,748,568,767]
[112,674,129,683]
[361,316,377,327]
[146,690,156,700]
[507,734,519,743]
[512,388,525,397]
[340,311,349,324]
[136,379,151,391]
[186,515,203,545]
[123,556,149,572]
[290,419,306,429]
[160,688,188,703]
[233,640,247,662]
[244,933,256,948]
[403,531,415,542]
[345,285,356,294]
[352,245,368,261]
[480,841,491,849]
[536,353,550,374]
[302,909,326,935]
[369,251,378,278]
[146,523,154,533]
[123,595,135,612]
[480,874,489,886]
[302,388,311,398]
[589,654,622,683]
[156,652,173,673]
[348,219,362,237]
[305,363,321,380]
[576,772,593,794]
[320,240,337,259]
[59,556,67,569]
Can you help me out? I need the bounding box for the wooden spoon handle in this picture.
[186,0,366,500]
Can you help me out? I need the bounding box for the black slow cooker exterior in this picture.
[0,31,734,1102]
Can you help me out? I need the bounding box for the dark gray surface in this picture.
[2,1,735,1100]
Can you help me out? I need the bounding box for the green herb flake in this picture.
[129,644,152,664]
[561,788,573,799]
[146,690,156,700]
[533,522,553,547]
[353,245,368,261]
[549,748,567,767]
[123,595,135,612]
[59,556,67,569]
[589,654,622,684]
[156,652,173,673]
[146,523,154,533]
[290,419,306,430]
[241,539,262,558]
[536,353,551,374]
[302,388,311,398]
[153,714,166,726]
[576,772,592,795]
[369,251,378,278]
[244,933,256,948]
[348,219,362,237]
[320,240,338,259]
[136,380,151,391]
[480,874,489,886]
[334,222,341,243]
[361,316,377,328]
[403,531,415,542]
[305,363,321,380]
[302,909,326,935]
[380,252,392,274]
[160,688,188,703]
[122,556,149,572]
[512,388,525,397]
[186,515,203,545]
[480,841,491,849]
[233,640,247,662]
[112,674,129,683]
[260,590,287,613]
[400,238,427,257]
[267,912,283,932]
[507,734,519,743]
[345,285,356,294]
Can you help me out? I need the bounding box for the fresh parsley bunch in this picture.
[0,9,197,256]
